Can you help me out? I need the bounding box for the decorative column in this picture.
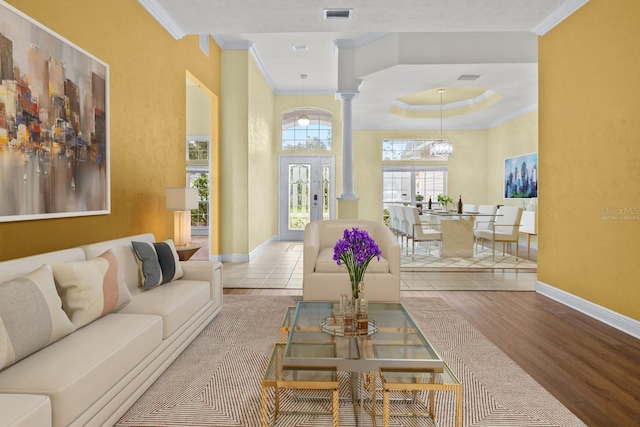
[337,92,359,219]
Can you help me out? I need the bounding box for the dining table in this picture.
[420,210,501,258]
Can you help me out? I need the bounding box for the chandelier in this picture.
[297,74,310,127]
[430,88,453,159]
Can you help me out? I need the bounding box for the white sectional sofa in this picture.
[0,233,223,427]
[303,219,401,302]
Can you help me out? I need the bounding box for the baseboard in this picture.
[217,235,279,263]
[536,280,640,340]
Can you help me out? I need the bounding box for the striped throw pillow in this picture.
[0,265,76,370]
[131,239,183,290]
[50,250,133,328]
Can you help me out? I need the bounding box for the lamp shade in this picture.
[166,188,198,211]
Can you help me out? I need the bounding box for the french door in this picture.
[278,155,335,240]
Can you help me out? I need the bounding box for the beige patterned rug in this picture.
[116,296,583,427]
[401,244,537,272]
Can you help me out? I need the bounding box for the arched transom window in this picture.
[281,108,332,150]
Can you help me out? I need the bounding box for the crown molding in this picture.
[218,39,253,50]
[249,45,276,92]
[137,0,186,39]
[487,104,538,128]
[533,0,589,35]
[392,90,497,111]
[213,36,277,93]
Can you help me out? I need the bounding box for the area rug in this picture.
[401,245,537,272]
[115,296,584,427]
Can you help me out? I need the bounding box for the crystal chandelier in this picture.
[430,88,453,159]
[297,74,310,126]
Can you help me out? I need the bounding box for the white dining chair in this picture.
[473,204,498,252]
[474,206,523,260]
[409,207,442,258]
[387,204,404,244]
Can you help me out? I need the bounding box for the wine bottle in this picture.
[428,196,432,210]
[457,195,463,214]
[356,292,368,334]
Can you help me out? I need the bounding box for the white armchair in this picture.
[303,220,401,302]
[474,206,523,260]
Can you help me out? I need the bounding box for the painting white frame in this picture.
[0,1,110,222]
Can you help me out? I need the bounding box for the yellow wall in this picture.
[539,0,640,320]
[352,129,490,221]
[486,110,538,207]
[219,51,278,256]
[187,84,212,137]
[0,0,221,260]
[247,56,276,250]
[220,51,249,255]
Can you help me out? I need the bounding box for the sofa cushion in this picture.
[50,250,132,328]
[0,313,163,427]
[0,248,86,285]
[314,247,390,274]
[132,239,183,290]
[0,394,51,427]
[0,265,76,370]
[117,280,210,339]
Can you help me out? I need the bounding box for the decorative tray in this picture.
[320,316,378,337]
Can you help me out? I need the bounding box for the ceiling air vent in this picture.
[324,9,353,20]
[458,74,482,81]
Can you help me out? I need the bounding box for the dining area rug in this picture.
[115,295,582,427]
[401,244,537,272]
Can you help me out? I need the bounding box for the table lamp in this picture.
[166,187,199,246]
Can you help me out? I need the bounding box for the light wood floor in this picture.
[224,288,640,427]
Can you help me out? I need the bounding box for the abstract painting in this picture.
[0,1,109,222]
[504,152,537,199]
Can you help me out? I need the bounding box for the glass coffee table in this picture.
[283,301,462,426]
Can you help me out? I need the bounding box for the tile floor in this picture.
[219,240,538,291]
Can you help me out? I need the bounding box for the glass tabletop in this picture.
[422,210,500,217]
[283,301,445,372]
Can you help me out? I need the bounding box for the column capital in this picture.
[336,91,358,101]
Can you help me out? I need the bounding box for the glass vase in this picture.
[351,281,363,304]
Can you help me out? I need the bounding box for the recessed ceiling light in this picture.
[458,74,482,81]
[324,8,353,20]
[292,45,308,51]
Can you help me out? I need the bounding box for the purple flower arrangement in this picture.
[333,227,382,299]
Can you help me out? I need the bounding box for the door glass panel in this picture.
[322,163,330,220]
[288,164,310,230]
[280,156,335,240]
